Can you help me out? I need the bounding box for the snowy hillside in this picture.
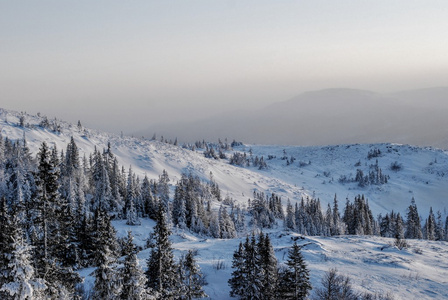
[2,108,447,217]
[2,108,448,299]
[104,218,448,300]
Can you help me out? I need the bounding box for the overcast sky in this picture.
[1,1,447,133]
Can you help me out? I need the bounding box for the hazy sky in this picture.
[1,1,447,133]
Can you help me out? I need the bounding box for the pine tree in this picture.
[0,232,46,300]
[228,242,246,298]
[219,205,236,239]
[32,142,80,298]
[435,210,445,241]
[258,233,278,299]
[92,206,118,267]
[158,170,170,223]
[180,250,207,300]
[0,197,13,299]
[405,198,422,239]
[244,234,263,299]
[92,208,120,300]
[285,200,296,230]
[141,175,156,219]
[278,243,311,299]
[92,257,120,300]
[425,207,436,240]
[120,232,150,300]
[145,203,180,298]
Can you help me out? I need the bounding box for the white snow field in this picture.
[109,218,448,299]
[2,108,448,299]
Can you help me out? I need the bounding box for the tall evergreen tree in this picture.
[158,170,171,223]
[179,250,207,300]
[425,207,436,240]
[0,224,46,300]
[228,241,246,299]
[405,198,423,239]
[92,207,120,300]
[258,233,278,299]
[120,232,150,300]
[145,203,180,298]
[32,142,80,298]
[278,243,311,300]
[285,200,296,230]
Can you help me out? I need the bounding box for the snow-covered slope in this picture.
[2,108,447,217]
[0,109,305,209]
[109,218,448,300]
[2,108,448,299]
[238,143,448,217]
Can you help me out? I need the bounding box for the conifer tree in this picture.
[146,202,180,298]
[219,205,236,239]
[158,170,171,223]
[120,232,150,300]
[258,233,278,299]
[142,175,156,219]
[229,234,263,299]
[405,198,422,239]
[92,257,120,300]
[425,207,436,240]
[179,250,207,300]
[285,200,296,230]
[0,227,46,300]
[92,207,120,299]
[278,243,311,300]
[32,142,80,298]
[228,242,246,299]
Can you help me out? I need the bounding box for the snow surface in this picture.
[2,108,448,299]
[110,218,448,299]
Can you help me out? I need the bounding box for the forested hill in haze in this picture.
[139,87,448,148]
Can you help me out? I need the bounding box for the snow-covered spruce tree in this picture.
[285,199,296,231]
[141,175,157,219]
[125,167,141,225]
[405,197,423,239]
[0,225,46,300]
[179,250,207,300]
[92,255,120,300]
[277,242,311,300]
[258,233,278,299]
[92,207,120,300]
[92,205,119,267]
[145,202,180,298]
[92,148,113,212]
[435,210,445,241]
[343,195,375,236]
[228,242,246,299]
[172,178,187,229]
[120,231,152,300]
[228,234,263,299]
[32,142,80,298]
[332,194,346,235]
[230,204,246,233]
[1,198,45,300]
[219,205,237,239]
[158,169,171,223]
[424,207,436,240]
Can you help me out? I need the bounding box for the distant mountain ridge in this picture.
[139,87,448,149]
